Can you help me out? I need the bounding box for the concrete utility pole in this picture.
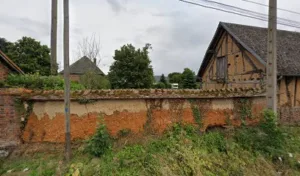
[267,0,277,111]
[63,0,71,162]
[51,0,58,75]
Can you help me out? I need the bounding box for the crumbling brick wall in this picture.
[0,95,21,149]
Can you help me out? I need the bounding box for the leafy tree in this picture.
[168,72,182,84]
[181,68,197,89]
[108,44,154,89]
[80,71,110,89]
[6,37,51,75]
[0,38,12,53]
[160,74,167,85]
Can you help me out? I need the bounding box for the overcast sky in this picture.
[1,0,300,75]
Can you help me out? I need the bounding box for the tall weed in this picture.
[86,124,112,157]
[234,109,284,156]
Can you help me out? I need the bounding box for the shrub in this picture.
[259,109,284,154]
[86,124,112,157]
[201,131,227,153]
[5,74,84,90]
[234,109,284,156]
[153,82,166,89]
[80,71,111,89]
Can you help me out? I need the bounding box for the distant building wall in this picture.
[0,61,12,80]
[59,74,81,82]
[201,31,265,89]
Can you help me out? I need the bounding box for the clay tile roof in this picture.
[60,56,104,75]
[0,50,24,74]
[198,22,300,77]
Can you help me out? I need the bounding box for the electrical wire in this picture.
[194,0,300,26]
[241,0,300,15]
[179,0,300,29]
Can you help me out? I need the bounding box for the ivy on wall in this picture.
[14,99,34,131]
[189,100,203,127]
[234,98,253,125]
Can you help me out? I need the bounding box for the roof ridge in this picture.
[221,21,300,34]
[60,56,104,75]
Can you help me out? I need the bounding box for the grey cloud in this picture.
[0,15,49,37]
[106,0,124,13]
[143,12,216,75]
[151,11,186,18]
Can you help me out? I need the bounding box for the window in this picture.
[216,56,227,80]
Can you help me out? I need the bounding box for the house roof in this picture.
[60,56,104,75]
[198,22,300,77]
[0,50,24,74]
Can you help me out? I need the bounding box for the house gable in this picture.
[200,27,265,89]
[0,50,24,80]
[60,56,104,76]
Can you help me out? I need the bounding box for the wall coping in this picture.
[0,88,266,101]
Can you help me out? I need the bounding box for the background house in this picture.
[60,56,104,82]
[0,50,24,80]
[197,22,300,107]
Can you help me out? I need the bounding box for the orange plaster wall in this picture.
[22,98,266,143]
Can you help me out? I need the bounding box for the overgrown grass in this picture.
[0,153,61,176]
[2,111,300,175]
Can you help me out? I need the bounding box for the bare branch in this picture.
[76,34,101,65]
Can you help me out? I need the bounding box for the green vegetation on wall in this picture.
[234,98,253,124]
[14,99,34,131]
[189,100,203,127]
[2,74,85,90]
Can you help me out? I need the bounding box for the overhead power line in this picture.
[179,0,300,29]
[193,0,300,27]
[242,0,300,15]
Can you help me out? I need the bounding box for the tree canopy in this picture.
[181,68,197,89]
[4,37,51,75]
[0,38,11,53]
[168,72,182,84]
[108,44,154,89]
[159,74,167,85]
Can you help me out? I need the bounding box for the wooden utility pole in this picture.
[63,0,71,162]
[51,0,58,75]
[267,0,277,111]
